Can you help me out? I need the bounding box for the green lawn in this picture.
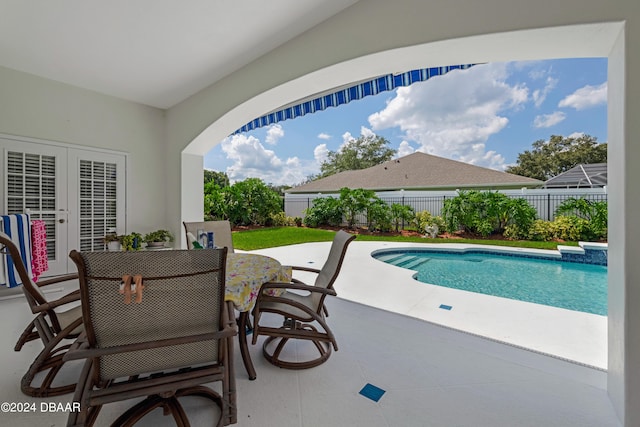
[232,226,576,251]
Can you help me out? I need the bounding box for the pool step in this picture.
[377,254,408,264]
[376,253,432,270]
[395,255,431,270]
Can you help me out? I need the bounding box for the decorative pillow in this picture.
[186,232,203,249]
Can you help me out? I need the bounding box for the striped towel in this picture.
[0,214,33,288]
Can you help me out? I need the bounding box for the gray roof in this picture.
[544,163,607,188]
[288,152,542,193]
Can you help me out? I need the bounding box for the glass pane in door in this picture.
[6,151,58,260]
[78,159,119,252]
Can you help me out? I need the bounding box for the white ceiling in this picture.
[0,0,357,109]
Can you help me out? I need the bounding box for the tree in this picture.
[204,170,230,188]
[203,181,227,220]
[505,134,607,181]
[225,178,282,226]
[317,135,396,178]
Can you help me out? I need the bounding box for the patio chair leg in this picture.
[15,319,40,351]
[261,321,334,370]
[237,311,257,380]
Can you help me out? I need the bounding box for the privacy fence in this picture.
[284,188,608,228]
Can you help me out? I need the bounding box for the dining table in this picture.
[225,252,291,380]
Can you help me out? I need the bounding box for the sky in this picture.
[204,58,608,186]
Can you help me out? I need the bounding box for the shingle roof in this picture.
[544,163,607,188]
[288,152,542,193]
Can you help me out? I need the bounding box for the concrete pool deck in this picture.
[249,240,607,370]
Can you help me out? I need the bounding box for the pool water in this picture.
[373,250,608,315]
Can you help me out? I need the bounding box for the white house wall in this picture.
[0,65,167,234]
[166,2,637,424]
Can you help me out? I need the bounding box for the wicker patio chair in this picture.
[0,231,82,397]
[183,220,234,252]
[65,248,237,426]
[251,230,355,369]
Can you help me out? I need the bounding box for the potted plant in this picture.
[144,229,174,248]
[121,232,143,251]
[103,233,122,251]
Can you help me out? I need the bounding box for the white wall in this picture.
[164,2,638,424]
[0,65,168,234]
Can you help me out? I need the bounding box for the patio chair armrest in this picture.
[36,273,79,287]
[63,332,89,361]
[32,289,81,312]
[291,266,321,274]
[260,281,337,296]
[223,300,238,332]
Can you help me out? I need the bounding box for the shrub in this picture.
[303,197,343,227]
[206,177,283,226]
[269,212,297,227]
[504,197,537,232]
[442,190,537,237]
[413,210,446,234]
[552,215,591,241]
[203,181,227,220]
[555,197,608,240]
[526,220,555,241]
[504,224,525,240]
[339,187,376,228]
[366,198,392,231]
[389,203,415,232]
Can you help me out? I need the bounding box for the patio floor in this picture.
[0,241,619,426]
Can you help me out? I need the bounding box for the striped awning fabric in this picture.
[232,64,477,134]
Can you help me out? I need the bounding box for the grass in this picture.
[232,226,577,251]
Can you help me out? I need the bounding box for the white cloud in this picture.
[567,131,585,139]
[533,111,566,128]
[317,132,331,140]
[532,76,558,107]
[558,82,607,110]
[265,124,284,145]
[397,141,415,157]
[360,126,375,138]
[368,63,528,170]
[314,143,329,164]
[341,131,354,144]
[220,133,317,185]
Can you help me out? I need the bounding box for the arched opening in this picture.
[180,19,626,417]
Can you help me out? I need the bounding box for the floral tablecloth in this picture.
[225,253,291,312]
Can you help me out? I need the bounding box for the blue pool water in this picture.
[373,249,608,315]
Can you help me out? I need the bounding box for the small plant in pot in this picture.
[121,232,143,251]
[103,233,123,251]
[144,229,174,248]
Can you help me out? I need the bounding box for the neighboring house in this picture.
[544,163,607,188]
[287,152,542,194]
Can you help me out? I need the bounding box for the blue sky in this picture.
[204,58,607,186]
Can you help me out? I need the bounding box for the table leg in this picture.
[238,311,256,380]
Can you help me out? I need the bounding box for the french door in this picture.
[1,136,126,276]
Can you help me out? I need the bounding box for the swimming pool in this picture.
[372,249,608,315]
